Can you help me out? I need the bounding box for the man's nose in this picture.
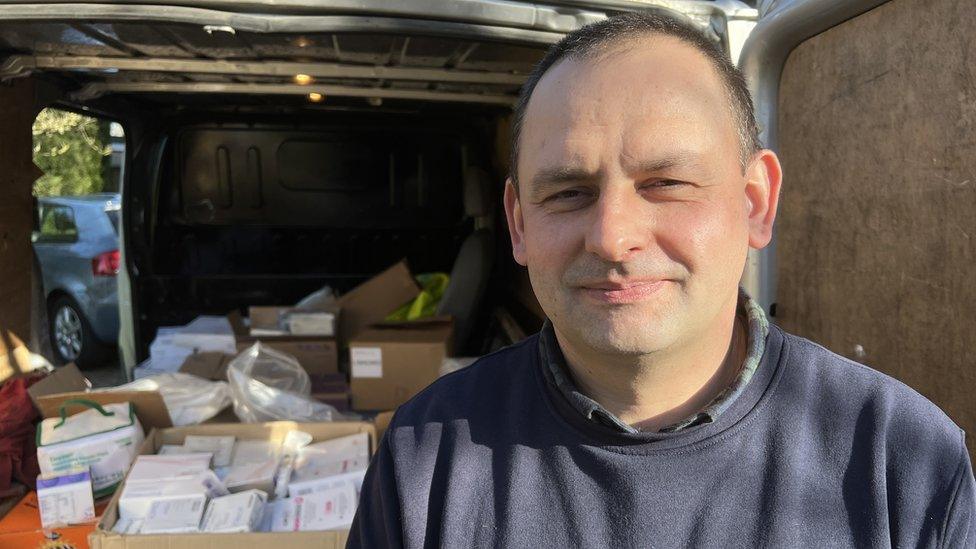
[583,187,648,263]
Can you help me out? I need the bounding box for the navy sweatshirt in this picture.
[348,325,976,548]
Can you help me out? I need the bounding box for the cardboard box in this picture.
[335,260,420,346]
[88,421,376,549]
[348,319,453,410]
[229,312,339,376]
[310,373,351,412]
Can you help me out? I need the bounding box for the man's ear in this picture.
[503,178,528,266]
[744,150,782,249]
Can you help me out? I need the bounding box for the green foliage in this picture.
[32,108,111,197]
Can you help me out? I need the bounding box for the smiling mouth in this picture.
[577,280,667,304]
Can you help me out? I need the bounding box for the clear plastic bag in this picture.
[227,342,339,423]
[106,372,231,426]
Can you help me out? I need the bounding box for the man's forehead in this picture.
[517,35,735,181]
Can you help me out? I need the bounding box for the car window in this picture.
[105,208,120,234]
[36,205,79,243]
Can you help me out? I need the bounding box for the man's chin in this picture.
[566,311,678,356]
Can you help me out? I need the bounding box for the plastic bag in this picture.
[227,343,339,423]
[294,285,336,311]
[105,373,231,426]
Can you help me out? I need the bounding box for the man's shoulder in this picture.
[778,328,964,449]
[390,333,540,426]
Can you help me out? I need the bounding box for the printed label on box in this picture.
[351,347,383,378]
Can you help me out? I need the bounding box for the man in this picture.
[349,12,975,548]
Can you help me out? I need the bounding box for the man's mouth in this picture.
[576,279,667,304]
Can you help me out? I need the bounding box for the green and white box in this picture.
[37,400,145,498]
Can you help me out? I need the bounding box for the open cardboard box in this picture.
[335,260,420,347]
[88,421,376,549]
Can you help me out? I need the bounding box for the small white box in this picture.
[140,495,207,534]
[292,433,370,483]
[269,485,359,532]
[285,312,336,336]
[36,470,96,528]
[126,453,213,482]
[157,444,190,455]
[201,489,267,533]
[288,469,366,499]
[224,458,279,494]
[119,470,226,520]
[184,435,236,468]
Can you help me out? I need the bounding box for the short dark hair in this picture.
[509,11,761,186]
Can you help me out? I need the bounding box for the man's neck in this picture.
[554,300,747,432]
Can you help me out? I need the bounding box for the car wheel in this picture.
[49,295,105,369]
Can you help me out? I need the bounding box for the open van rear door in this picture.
[741,0,976,461]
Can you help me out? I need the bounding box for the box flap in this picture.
[350,323,453,344]
[374,411,395,442]
[27,363,91,409]
[178,352,232,381]
[336,260,419,345]
[226,310,248,338]
[37,390,173,432]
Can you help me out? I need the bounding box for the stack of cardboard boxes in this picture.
[0,259,461,547]
[176,260,456,414]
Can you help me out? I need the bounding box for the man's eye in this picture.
[643,179,684,189]
[550,189,585,200]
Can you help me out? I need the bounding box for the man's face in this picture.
[505,36,779,356]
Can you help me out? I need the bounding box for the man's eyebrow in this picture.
[528,166,600,199]
[626,152,701,175]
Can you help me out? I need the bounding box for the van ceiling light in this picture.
[294,73,313,85]
[308,92,324,103]
[203,25,236,35]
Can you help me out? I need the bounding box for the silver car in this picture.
[33,193,121,368]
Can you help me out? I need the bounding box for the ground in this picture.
[85,358,126,388]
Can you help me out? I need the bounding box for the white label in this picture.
[351,347,383,378]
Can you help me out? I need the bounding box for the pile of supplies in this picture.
[110,429,369,535]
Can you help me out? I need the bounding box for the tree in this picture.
[32,108,111,197]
